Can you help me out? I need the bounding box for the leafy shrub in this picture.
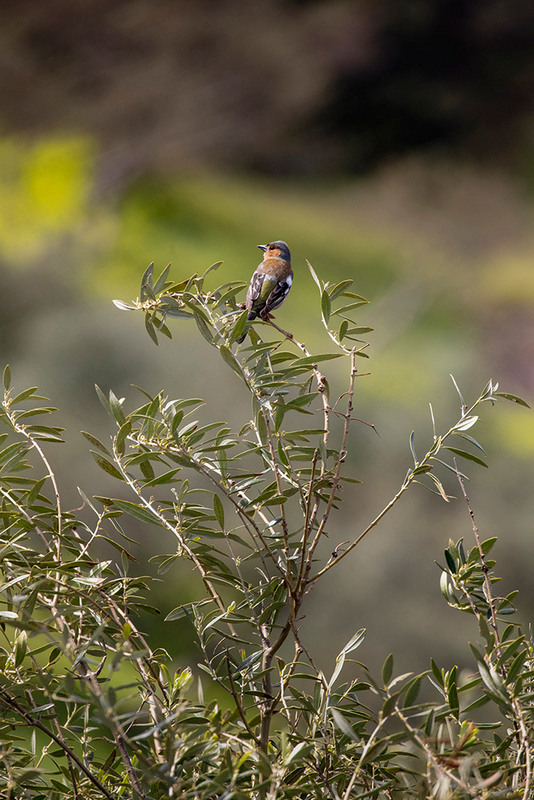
[0,261,531,799]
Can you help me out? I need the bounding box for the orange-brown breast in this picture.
[260,257,292,280]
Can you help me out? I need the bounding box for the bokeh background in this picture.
[2,0,534,678]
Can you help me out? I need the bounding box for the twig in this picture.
[0,690,115,800]
[455,463,531,798]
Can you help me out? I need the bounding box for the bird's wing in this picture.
[264,276,291,313]
[246,270,275,312]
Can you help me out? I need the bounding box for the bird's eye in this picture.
[268,245,274,250]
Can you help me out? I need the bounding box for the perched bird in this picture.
[236,240,293,344]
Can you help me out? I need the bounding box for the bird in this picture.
[236,240,293,344]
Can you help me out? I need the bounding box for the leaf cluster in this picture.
[0,260,531,799]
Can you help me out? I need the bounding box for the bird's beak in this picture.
[257,244,268,252]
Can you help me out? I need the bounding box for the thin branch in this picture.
[305,349,357,569]
[0,690,115,800]
[112,441,239,639]
[455,464,531,798]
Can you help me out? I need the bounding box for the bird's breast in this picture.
[260,258,292,280]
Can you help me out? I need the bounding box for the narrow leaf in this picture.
[230,310,249,344]
[81,431,111,456]
[307,260,322,290]
[382,653,393,685]
[90,451,123,480]
[219,346,242,376]
[113,299,137,311]
[112,498,162,526]
[213,494,224,529]
[203,260,223,278]
[321,290,331,323]
[443,446,488,468]
[494,392,530,408]
[154,263,172,294]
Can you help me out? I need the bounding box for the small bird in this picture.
[236,240,293,344]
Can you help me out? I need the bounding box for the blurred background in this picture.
[1,0,534,678]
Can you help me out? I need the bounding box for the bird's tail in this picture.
[236,311,257,344]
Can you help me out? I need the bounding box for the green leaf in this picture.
[194,312,214,344]
[213,494,224,529]
[10,387,39,404]
[292,354,342,368]
[339,319,349,341]
[330,708,358,741]
[81,431,111,456]
[382,653,393,685]
[230,310,249,344]
[443,446,488,467]
[447,665,459,719]
[337,291,369,303]
[95,384,111,415]
[328,279,353,301]
[341,628,366,655]
[116,420,132,455]
[145,314,159,345]
[219,346,242,377]
[287,392,320,409]
[203,260,223,278]
[285,741,312,765]
[403,674,424,708]
[321,290,331,323]
[409,430,417,464]
[428,472,450,501]
[3,365,11,391]
[27,477,46,505]
[112,498,162,526]
[14,630,27,667]
[307,260,322,290]
[154,263,172,294]
[494,392,530,408]
[109,390,126,425]
[140,262,154,300]
[382,691,401,718]
[90,451,123,480]
[26,425,65,442]
[456,432,485,453]
[165,600,210,622]
[507,650,527,686]
[481,536,497,555]
[430,658,444,687]
[444,549,456,573]
[142,468,182,487]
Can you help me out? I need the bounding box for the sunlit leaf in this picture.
[307,259,322,290]
[113,299,137,311]
[154,262,172,294]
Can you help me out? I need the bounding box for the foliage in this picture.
[0,260,531,799]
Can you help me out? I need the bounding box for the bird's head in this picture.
[258,240,291,263]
